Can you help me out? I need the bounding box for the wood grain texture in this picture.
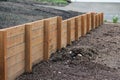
[95,14,98,28]
[101,13,104,24]
[25,24,32,72]
[91,12,96,29]
[57,17,62,50]
[61,20,67,48]
[44,20,50,60]
[0,30,7,80]
[81,15,87,36]
[86,13,92,32]
[97,14,100,27]
[75,17,79,40]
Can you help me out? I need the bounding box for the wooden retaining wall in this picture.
[0,12,104,80]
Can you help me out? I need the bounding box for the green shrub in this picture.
[104,19,107,22]
[112,16,119,23]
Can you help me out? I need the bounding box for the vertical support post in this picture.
[57,17,62,50]
[91,12,96,29]
[89,13,92,31]
[101,13,104,24]
[99,13,102,25]
[81,15,86,36]
[84,14,87,34]
[25,24,32,72]
[86,13,89,32]
[99,13,101,26]
[67,20,71,45]
[44,20,50,60]
[97,14,100,27]
[0,30,7,80]
[75,17,79,40]
[86,13,91,32]
[81,15,84,36]
[95,14,98,28]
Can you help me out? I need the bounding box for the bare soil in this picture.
[0,1,83,29]
[16,23,120,80]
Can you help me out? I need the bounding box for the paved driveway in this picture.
[64,2,120,21]
[71,0,120,2]
[39,2,120,22]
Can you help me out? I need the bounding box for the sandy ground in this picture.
[17,23,120,80]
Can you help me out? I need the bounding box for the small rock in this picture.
[69,51,72,54]
[58,71,61,74]
[73,57,76,59]
[77,54,82,57]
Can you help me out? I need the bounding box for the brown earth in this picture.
[16,23,120,80]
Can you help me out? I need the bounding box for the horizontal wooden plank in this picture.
[7,52,25,68]
[7,43,25,58]
[31,28,44,39]
[30,20,44,30]
[8,69,24,80]
[49,18,57,25]
[7,60,25,80]
[6,25,25,38]
[49,24,57,32]
[49,30,57,39]
[32,52,43,64]
[32,58,43,66]
[31,37,43,47]
[32,43,43,55]
[7,34,25,48]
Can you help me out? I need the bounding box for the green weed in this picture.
[112,16,119,23]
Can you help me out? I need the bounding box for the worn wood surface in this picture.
[57,17,62,50]
[25,24,32,72]
[44,20,50,60]
[0,30,7,80]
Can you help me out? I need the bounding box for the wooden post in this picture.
[84,14,87,34]
[86,13,89,33]
[67,19,71,45]
[97,14,100,27]
[25,24,32,72]
[99,14,101,26]
[81,14,87,36]
[0,30,7,80]
[75,17,79,40]
[44,20,50,60]
[79,16,82,38]
[81,15,84,36]
[86,13,91,32]
[101,13,104,24]
[57,17,62,50]
[91,12,96,29]
[99,13,102,25]
[95,14,98,28]
[89,13,92,31]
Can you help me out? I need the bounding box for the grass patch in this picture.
[35,0,68,4]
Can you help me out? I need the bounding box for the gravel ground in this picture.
[0,1,83,29]
[16,23,120,80]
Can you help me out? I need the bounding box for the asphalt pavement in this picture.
[38,2,120,22]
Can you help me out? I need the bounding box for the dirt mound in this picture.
[50,46,98,62]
